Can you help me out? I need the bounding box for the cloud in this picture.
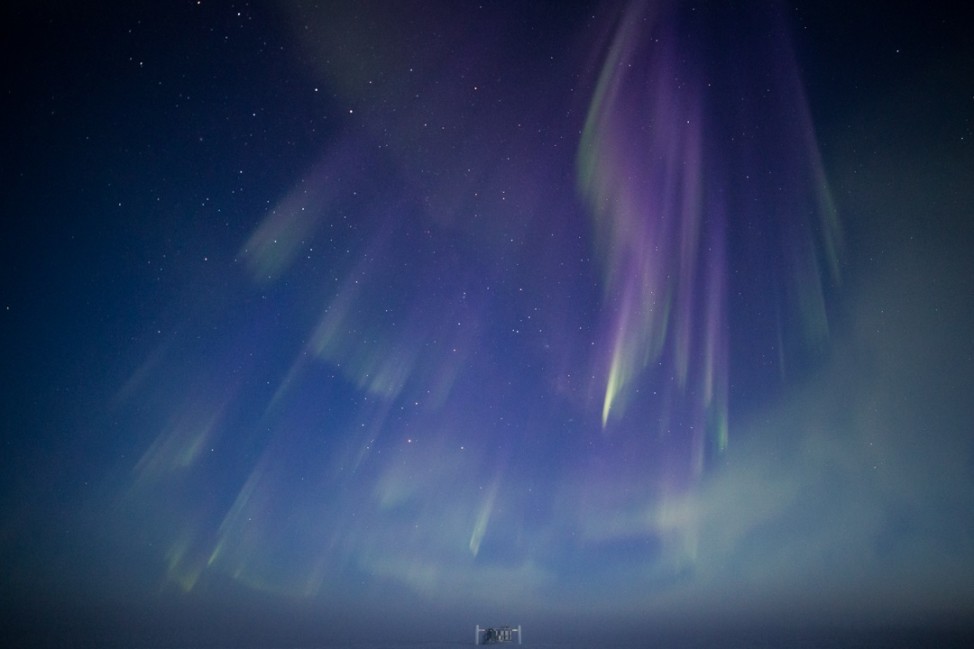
[658,177,974,626]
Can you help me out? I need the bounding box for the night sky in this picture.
[3,1,973,647]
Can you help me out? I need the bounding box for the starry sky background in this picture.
[2,1,973,646]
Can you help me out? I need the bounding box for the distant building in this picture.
[475,624,522,645]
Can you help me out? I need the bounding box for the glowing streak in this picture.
[469,479,499,557]
[580,1,708,429]
[240,156,341,284]
[133,395,229,483]
[581,0,838,477]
